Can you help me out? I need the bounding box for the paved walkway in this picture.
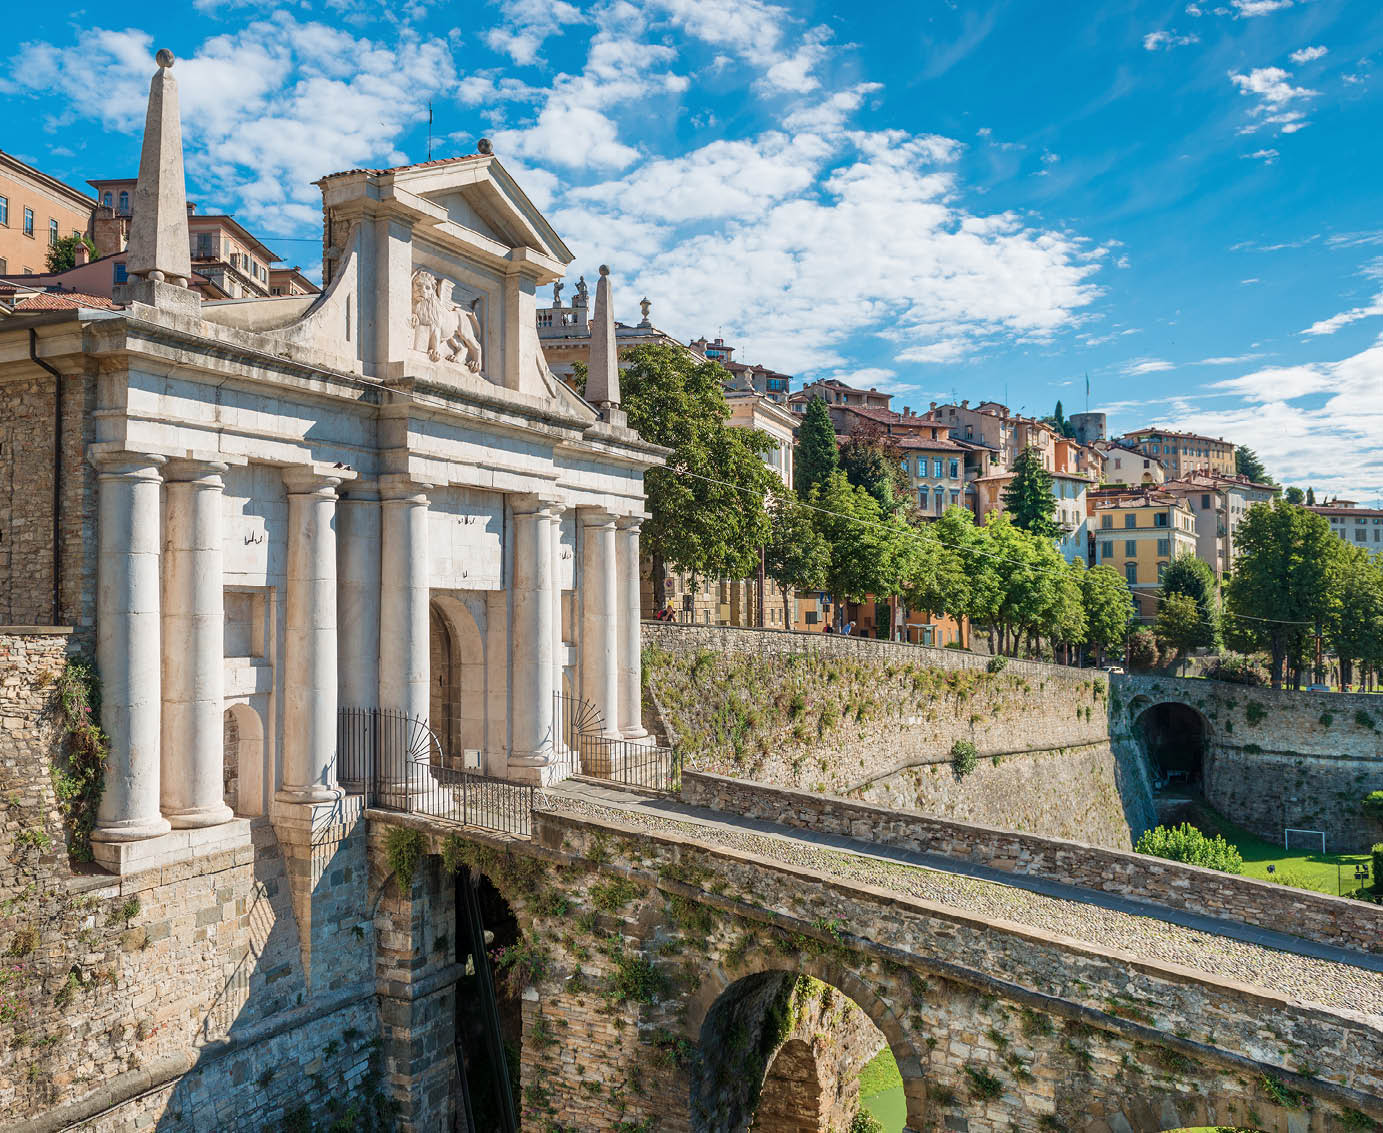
[540,778,1383,1021]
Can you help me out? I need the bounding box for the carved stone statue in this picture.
[573,275,589,308]
[552,279,564,307]
[410,269,483,372]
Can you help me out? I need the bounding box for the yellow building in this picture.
[1116,428,1235,479]
[0,150,96,277]
[1090,490,1198,618]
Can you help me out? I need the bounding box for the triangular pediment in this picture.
[390,157,573,266]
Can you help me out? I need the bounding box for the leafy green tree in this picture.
[795,397,838,499]
[1081,564,1134,665]
[1158,552,1219,649]
[1000,447,1059,539]
[838,421,908,515]
[1305,486,1316,506]
[45,233,97,273]
[930,505,1002,639]
[1223,499,1344,687]
[620,345,778,607]
[1155,593,1203,674]
[1044,399,1076,439]
[1326,545,1383,690]
[1127,627,1159,672]
[900,518,969,624]
[1283,486,1305,506]
[1135,823,1244,873]
[809,471,912,629]
[1234,445,1273,485]
[1049,559,1089,663]
[985,513,1064,654]
[763,489,831,629]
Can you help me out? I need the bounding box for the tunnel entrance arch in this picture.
[689,966,924,1133]
[1133,700,1210,787]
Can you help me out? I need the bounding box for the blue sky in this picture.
[5,0,1383,498]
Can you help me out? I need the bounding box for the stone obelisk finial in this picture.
[125,49,193,296]
[586,265,623,422]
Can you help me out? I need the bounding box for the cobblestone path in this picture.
[541,779,1383,1021]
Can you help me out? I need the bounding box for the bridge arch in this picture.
[687,959,927,1132]
[1128,696,1212,786]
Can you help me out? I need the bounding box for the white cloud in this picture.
[1172,342,1383,498]
[1232,0,1293,15]
[1290,45,1328,64]
[1245,147,1279,163]
[1301,291,1383,336]
[484,0,582,66]
[1143,30,1199,50]
[1123,358,1174,375]
[646,0,830,94]
[1229,65,1318,133]
[2,16,460,234]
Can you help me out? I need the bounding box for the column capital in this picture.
[579,508,620,529]
[513,492,563,519]
[340,478,382,503]
[379,473,431,504]
[89,447,166,480]
[282,467,342,497]
[163,457,229,485]
[616,514,645,533]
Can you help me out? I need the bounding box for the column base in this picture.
[165,802,236,829]
[619,727,649,743]
[92,815,172,843]
[91,818,252,875]
[275,785,345,806]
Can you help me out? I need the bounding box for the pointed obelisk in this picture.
[121,48,197,310]
[586,265,625,425]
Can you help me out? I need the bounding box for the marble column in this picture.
[379,477,430,727]
[278,469,342,804]
[579,510,621,739]
[550,504,568,761]
[616,516,648,740]
[160,459,233,827]
[92,452,170,843]
[337,483,381,788]
[511,496,558,764]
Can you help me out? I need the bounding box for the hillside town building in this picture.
[1115,426,1236,479]
[1089,488,1199,617]
[1309,498,1383,556]
[0,149,96,276]
[1162,470,1279,577]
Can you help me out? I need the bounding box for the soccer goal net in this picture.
[1284,828,1326,854]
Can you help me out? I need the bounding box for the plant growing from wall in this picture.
[1362,792,1383,820]
[950,739,978,778]
[51,658,108,862]
[384,826,424,891]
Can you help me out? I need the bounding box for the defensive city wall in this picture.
[1116,675,1383,852]
[642,622,1158,847]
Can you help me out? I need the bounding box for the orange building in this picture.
[0,150,95,277]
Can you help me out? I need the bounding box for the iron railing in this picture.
[339,707,535,837]
[555,693,681,792]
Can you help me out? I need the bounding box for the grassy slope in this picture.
[857,1047,905,1133]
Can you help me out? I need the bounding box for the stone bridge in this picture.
[369,772,1383,1133]
[1113,675,1383,851]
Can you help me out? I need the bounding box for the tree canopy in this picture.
[1081,564,1135,663]
[1223,499,1343,687]
[1000,446,1059,539]
[838,421,909,516]
[1234,445,1273,485]
[1158,552,1219,650]
[794,396,838,499]
[620,344,778,603]
[808,471,914,626]
[763,489,831,628]
[45,233,97,274]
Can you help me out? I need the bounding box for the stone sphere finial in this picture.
[155,48,176,68]
[599,264,609,276]
[477,137,493,155]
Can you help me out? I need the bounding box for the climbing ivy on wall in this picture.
[50,658,107,862]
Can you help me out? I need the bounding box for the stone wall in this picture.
[1117,675,1383,851]
[392,809,1382,1133]
[683,772,1383,957]
[0,631,390,1131]
[0,371,98,632]
[643,622,1156,847]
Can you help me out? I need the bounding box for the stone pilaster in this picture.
[278,468,342,805]
[616,516,648,740]
[379,477,431,728]
[91,450,170,845]
[551,502,569,766]
[579,509,622,741]
[337,483,381,789]
[160,458,234,828]
[510,495,559,774]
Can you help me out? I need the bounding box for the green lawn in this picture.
[858,1046,905,1133]
[1189,805,1375,899]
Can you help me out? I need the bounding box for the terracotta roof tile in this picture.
[13,291,120,311]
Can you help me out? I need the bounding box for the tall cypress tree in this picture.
[1001,447,1060,539]
[795,396,838,499]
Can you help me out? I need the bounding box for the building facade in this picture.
[1089,490,1199,618]
[1115,427,1235,479]
[1309,499,1383,558]
[0,150,96,277]
[1097,441,1165,486]
[1163,472,1279,578]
